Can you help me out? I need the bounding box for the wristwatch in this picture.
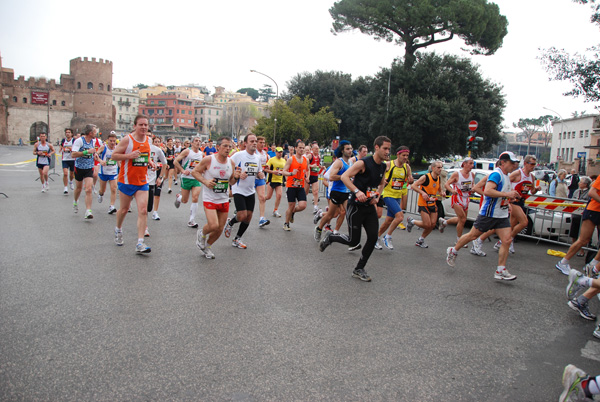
[353,188,359,194]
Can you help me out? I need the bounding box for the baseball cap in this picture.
[110,130,116,135]
[276,147,283,152]
[461,157,473,166]
[498,151,519,162]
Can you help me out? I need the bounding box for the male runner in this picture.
[165,138,176,193]
[255,136,271,228]
[96,132,119,214]
[111,115,154,253]
[376,145,411,250]
[314,140,352,241]
[223,134,264,248]
[446,151,521,281]
[173,137,203,228]
[204,139,217,156]
[282,140,309,231]
[307,142,323,214]
[91,134,104,194]
[193,136,241,258]
[264,146,286,218]
[407,161,445,248]
[60,128,75,194]
[144,137,167,236]
[71,125,98,218]
[319,136,390,282]
[349,145,368,165]
[441,157,476,245]
[33,132,55,193]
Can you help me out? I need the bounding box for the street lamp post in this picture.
[543,106,564,166]
[250,69,279,145]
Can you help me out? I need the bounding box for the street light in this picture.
[250,69,279,145]
[543,106,564,165]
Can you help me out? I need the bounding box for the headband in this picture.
[397,149,410,155]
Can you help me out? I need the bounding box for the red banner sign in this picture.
[31,91,49,105]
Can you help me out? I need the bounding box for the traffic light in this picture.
[472,136,483,150]
[466,135,475,151]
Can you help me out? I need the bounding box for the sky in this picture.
[0,0,598,130]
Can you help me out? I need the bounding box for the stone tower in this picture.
[69,57,115,138]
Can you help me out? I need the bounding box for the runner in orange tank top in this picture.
[282,141,309,231]
[111,115,155,254]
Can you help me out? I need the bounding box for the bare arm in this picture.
[444,172,459,194]
[328,159,344,181]
[173,149,190,174]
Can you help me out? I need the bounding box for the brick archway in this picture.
[30,121,48,144]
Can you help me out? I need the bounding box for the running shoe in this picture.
[374,237,383,250]
[44,182,49,191]
[108,206,117,214]
[188,220,198,228]
[584,262,599,279]
[324,224,333,232]
[438,217,447,233]
[314,226,322,241]
[313,211,323,225]
[415,238,428,248]
[273,210,282,218]
[383,235,393,250]
[319,231,332,252]
[196,229,207,251]
[494,268,516,281]
[41,185,45,193]
[136,242,151,254]
[352,269,372,282]
[144,227,150,237]
[174,193,182,208]
[84,209,93,219]
[69,181,74,190]
[73,202,78,213]
[406,217,415,233]
[313,205,319,214]
[398,223,406,230]
[348,243,362,251]
[204,246,215,259]
[567,269,589,300]
[174,180,178,185]
[97,194,103,204]
[509,241,515,254]
[92,185,97,194]
[152,211,160,220]
[446,247,457,267]
[559,364,588,402]
[259,218,270,228]
[568,298,597,321]
[283,222,291,231]
[223,218,233,238]
[556,260,571,275]
[594,325,600,340]
[63,187,68,195]
[470,243,487,257]
[493,240,501,251]
[168,188,172,194]
[232,238,247,249]
[115,230,123,246]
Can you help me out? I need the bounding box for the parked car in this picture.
[533,169,555,182]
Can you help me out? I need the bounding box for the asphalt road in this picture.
[1,145,599,401]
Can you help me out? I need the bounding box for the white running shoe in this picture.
[383,235,394,250]
[97,194,103,204]
[470,242,487,257]
[73,202,78,213]
[494,269,516,281]
[144,227,150,237]
[406,217,415,233]
[41,185,45,193]
[152,211,160,220]
[556,260,571,275]
[63,187,68,195]
[92,185,97,195]
[438,217,447,233]
[374,237,383,250]
[273,210,282,218]
[174,193,182,208]
[204,246,215,259]
[84,209,93,219]
[509,242,515,254]
[446,247,458,267]
[493,240,501,251]
[135,242,151,253]
[188,220,198,228]
[69,181,74,190]
[114,230,123,246]
[196,229,207,251]
[415,238,428,248]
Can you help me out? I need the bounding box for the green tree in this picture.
[329,0,508,68]
[134,83,148,89]
[253,96,339,145]
[236,87,259,100]
[258,85,276,103]
[512,115,553,156]
[540,0,600,102]
[367,53,505,161]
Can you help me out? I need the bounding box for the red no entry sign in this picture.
[468,120,478,131]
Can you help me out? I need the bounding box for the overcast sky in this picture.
[1,0,598,130]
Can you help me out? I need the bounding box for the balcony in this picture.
[118,100,131,107]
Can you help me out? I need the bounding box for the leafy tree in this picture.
[367,53,505,161]
[216,104,261,139]
[540,0,600,102]
[329,0,508,68]
[512,115,553,156]
[236,87,259,100]
[134,83,148,89]
[258,85,276,103]
[253,96,339,145]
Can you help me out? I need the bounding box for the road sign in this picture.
[468,120,478,131]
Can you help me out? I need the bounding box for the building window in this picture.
[209,110,212,115]
[200,118,203,125]
[586,130,590,137]
[168,110,172,115]
[62,101,66,106]
[107,85,110,91]
[52,100,57,106]
[216,111,219,116]
[12,96,17,102]
[200,109,203,115]
[77,82,81,89]
[23,97,27,103]
[99,83,104,91]
[149,118,154,123]
[189,110,192,115]
[87,82,93,90]
[580,130,584,138]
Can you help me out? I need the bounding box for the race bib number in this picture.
[310,166,320,173]
[426,193,437,206]
[461,181,472,192]
[188,159,200,169]
[63,146,72,153]
[500,197,510,209]
[245,162,258,176]
[292,178,303,188]
[106,158,117,166]
[213,179,229,193]
[391,179,404,190]
[132,153,149,167]
[366,187,379,198]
